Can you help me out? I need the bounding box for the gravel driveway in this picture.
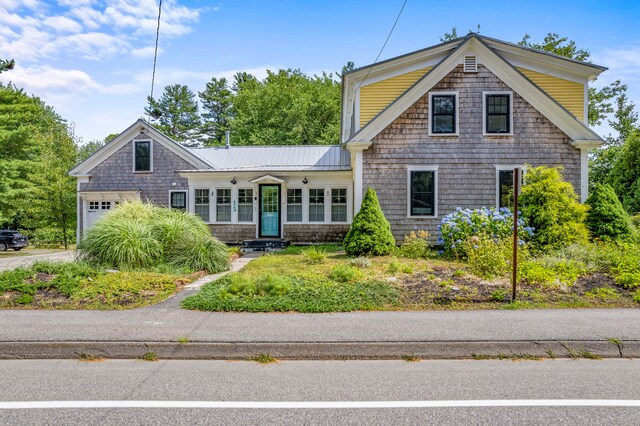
[0,250,77,272]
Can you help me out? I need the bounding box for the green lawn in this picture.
[0,260,198,310]
[182,244,640,313]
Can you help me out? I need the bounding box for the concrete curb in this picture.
[0,340,637,360]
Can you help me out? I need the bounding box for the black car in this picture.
[0,230,29,251]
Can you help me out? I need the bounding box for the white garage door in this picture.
[86,201,115,229]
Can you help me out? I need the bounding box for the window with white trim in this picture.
[309,188,325,222]
[216,188,231,222]
[485,93,511,134]
[170,191,187,210]
[430,93,457,134]
[331,188,347,222]
[238,189,253,222]
[101,201,112,210]
[409,170,436,217]
[287,188,302,222]
[194,189,210,222]
[89,201,99,211]
[134,140,151,172]
[496,166,524,208]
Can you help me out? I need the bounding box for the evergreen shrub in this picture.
[519,166,589,249]
[585,184,634,241]
[343,187,395,256]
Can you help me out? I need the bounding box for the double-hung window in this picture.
[238,189,253,222]
[331,188,347,222]
[194,189,210,222]
[170,191,187,211]
[134,140,152,172]
[408,167,437,217]
[430,93,457,134]
[216,189,231,222]
[309,188,325,222]
[485,93,512,134]
[287,189,302,222]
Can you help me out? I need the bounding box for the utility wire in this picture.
[147,0,163,122]
[355,0,408,92]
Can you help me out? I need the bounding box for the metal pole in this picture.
[512,167,520,302]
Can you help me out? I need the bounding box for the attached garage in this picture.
[79,191,140,231]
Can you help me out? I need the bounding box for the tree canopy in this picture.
[230,69,341,145]
[145,84,201,145]
[0,83,78,246]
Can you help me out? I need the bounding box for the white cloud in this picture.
[57,0,94,6]
[0,0,201,64]
[131,45,161,58]
[0,0,40,10]
[593,47,640,84]
[42,15,83,33]
[63,32,130,60]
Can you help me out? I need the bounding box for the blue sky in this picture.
[1,0,639,143]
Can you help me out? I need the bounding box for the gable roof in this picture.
[345,35,604,148]
[185,145,351,172]
[69,119,212,176]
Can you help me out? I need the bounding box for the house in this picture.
[70,34,606,244]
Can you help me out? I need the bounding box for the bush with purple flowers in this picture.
[437,207,534,258]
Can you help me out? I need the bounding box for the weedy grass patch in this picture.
[0,260,193,310]
[182,242,640,313]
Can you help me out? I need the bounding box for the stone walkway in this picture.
[143,251,263,310]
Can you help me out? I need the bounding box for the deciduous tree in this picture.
[230,69,341,145]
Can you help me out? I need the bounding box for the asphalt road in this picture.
[0,359,639,425]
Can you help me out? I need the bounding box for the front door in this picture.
[259,185,280,238]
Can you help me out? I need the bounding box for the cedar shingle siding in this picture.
[362,65,581,242]
[79,135,191,206]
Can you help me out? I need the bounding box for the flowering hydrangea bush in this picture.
[436,207,534,258]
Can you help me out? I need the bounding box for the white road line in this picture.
[0,400,639,409]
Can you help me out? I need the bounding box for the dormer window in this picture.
[134,140,152,172]
[429,92,458,135]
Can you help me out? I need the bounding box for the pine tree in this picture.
[145,84,201,145]
[199,77,233,146]
[343,187,396,256]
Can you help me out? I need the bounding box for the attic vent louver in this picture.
[464,55,477,72]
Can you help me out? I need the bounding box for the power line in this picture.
[147,0,163,122]
[355,0,408,92]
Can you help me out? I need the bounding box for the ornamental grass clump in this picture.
[343,187,395,256]
[437,207,533,258]
[81,200,229,273]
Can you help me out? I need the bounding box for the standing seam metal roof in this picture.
[187,145,351,171]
